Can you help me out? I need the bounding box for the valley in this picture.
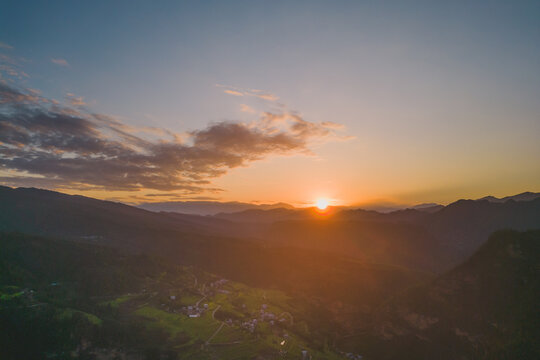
[0,187,539,359]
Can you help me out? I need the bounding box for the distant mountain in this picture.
[220,197,540,272]
[0,186,425,313]
[349,230,540,360]
[356,204,405,213]
[138,200,295,215]
[409,203,444,213]
[214,207,306,222]
[213,206,347,223]
[2,185,540,275]
[0,186,209,246]
[354,192,540,213]
[427,198,540,258]
[477,191,540,203]
[351,202,443,213]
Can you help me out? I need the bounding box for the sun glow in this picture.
[315,198,329,210]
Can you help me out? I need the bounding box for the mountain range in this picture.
[2,186,540,275]
[137,191,540,216]
[138,200,295,215]
[0,186,539,359]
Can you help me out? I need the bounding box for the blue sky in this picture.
[1,0,539,205]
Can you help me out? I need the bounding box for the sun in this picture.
[315,198,329,210]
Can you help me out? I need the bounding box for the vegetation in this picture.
[0,232,348,359]
[339,230,540,359]
[1,187,539,359]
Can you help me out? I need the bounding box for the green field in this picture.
[100,294,136,308]
[135,306,220,341]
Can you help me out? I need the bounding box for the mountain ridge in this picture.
[2,186,540,274]
[138,200,295,215]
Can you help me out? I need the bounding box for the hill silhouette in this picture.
[2,186,540,275]
[207,198,540,272]
[478,191,540,203]
[0,186,426,313]
[139,200,295,215]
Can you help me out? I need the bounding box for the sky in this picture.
[0,0,539,207]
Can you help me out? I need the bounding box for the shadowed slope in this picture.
[347,230,540,360]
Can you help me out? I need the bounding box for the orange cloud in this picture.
[66,92,86,106]
[217,84,279,102]
[240,104,256,113]
[224,89,244,96]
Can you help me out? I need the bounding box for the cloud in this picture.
[223,89,244,96]
[254,93,278,101]
[217,84,279,102]
[0,42,13,50]
[51,58,69,67]
[0,83,46,104]
[321,121,345,129]
[240,104,256,113]
[0,54,29,80]
[0,83,348,195]
[66,92,86,106]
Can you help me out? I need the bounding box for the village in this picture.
[158,277,293,334]
[140,274,329,359]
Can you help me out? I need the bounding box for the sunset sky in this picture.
[1,1,539,207]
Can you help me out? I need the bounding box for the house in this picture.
[241,319,258,333]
